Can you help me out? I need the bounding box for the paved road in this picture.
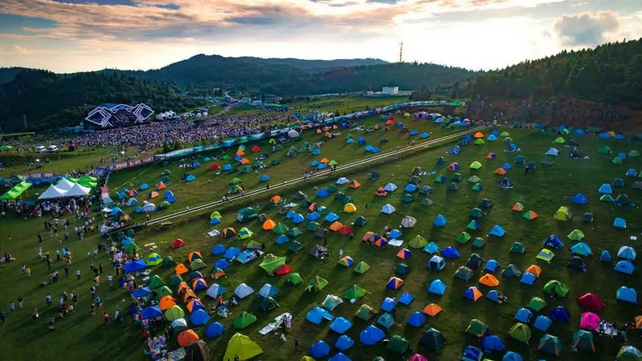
[145,125,488,226]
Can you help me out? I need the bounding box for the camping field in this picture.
[1,127,641,361]
[106,115,458,218]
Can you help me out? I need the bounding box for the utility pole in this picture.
[399,42,404,63]
[23,114,28,130]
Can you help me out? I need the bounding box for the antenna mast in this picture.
[399,42,404,63]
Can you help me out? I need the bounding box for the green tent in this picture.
[401,193,414,203]
[159,200,171,209]
[466,319,489,336]
[451,173,462,182]
[467,220,480,231]
[164,305,184,321]
[616,346,642,361]
[419,185,433,195]
[233,312,258,329]
[598,145,612,154]
[355,304,377,321]
[408,235,428,249]
[259,254,286,275]
[538,334,562,356]
[509,322,532,343]
[259,297,280,312]
[543,280,570,297]
[420,328,446,351]
[472,237,486,248]
[0,181,32,200]
[420,198,434,207]
[329,160,338,166]
[190,259,207,270]
[169,274,183,289]
[322,295,343,311]
[354,261,370,274]
[628,150,640,157]
[387,335,409,355]
[500,131,510,137]
[474,139,485,145]
[286,227,302,238]
[468,175,481,183]
[470,207,483,218]
[553,137,565,144]
[306,221,321,232]
[510,242,526,255]
[470,161,482,170]
[345,285,366,300]
[613,157,623,164]
[272,223,289,235]
[223,333,263,361]
[288,241,304,253]
[305,276,328,292]
[600,194,615,202]
[163,256,177,269]
[354,216,368,226]
[526,297,546,312]
[229,177,242,185]
[148,275,166,289]
[395,263,410,275]
[156,286,173,300]
[457,232,472,244]
[287,273,303,285]
[572,330,595,352]
[568,229,585,241]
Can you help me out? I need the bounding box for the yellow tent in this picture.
[343,203,357,213]
[223,333,264,361]
[554,206,572,221]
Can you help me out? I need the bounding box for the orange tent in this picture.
[374,124,381,130]
[308,203,317,212]
[187,251,202,263]
[473,132,484,138]
[177,329,199,347]
[525,264,541,277]
[375,188,388,197]
[157,182,167,190]
[183,289,198,303]
[175,264,189,275]
[348,180,361,189]
[423,303,443,317]
[158,296,177,311]
[320,158,330,164]
[270,195,281,203]
[262,219,277,231]
[329,221,344,232]
[210,268,225,279]
[236,150,245,156]
[240,158,250,164]
[479,274,500,287]
[177,282,191,295]
[494,168,507,175]
[386,119,394,125]
[636,315,642,329]
[316,129,323,134]
[323,127,330,132]
[511,203,524,212]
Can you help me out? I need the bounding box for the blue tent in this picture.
[318,163,327,169]
[328,353,351,361]
[407,311,427,327]
[441,246,459,258]
[276,235,290,245]
[514,308,533,323]
[396,292,414,307]
[140,183,149,190]
[420,132,430,139]
[433,215,447,227]
[503,351,523,361]
[317,189,330,198]
[135,206,143,213]
[330,317,353,334]
[190,309,211,326]
[424,242,439,254]
[618,152,627,160]
[212,244,226,255]
[404,184,417,192]
[463,135,472,142]
[215,259,230,270]
[489,225,506,237]
[389,229,402,239]
[461,346,483,361]
[481,335,505,351]
[501,162,512,170]
[520,272,536,285]
[307,212,321,221]
[571,242,593,256]
[309,340,330,358]
[543,235,564,249]
[124,259,147,273]
[222,164,232,171]
[428,279,446,296]
[486,290,500,303]
[205,322,225,337]
[491,130,500,136]
[292,214,305,224]
[428,255,446,270]
[325,212,339,222]
[346,138,354,144]
[600,250,612,262]
[335,335,355,351]
[131,287,152,298]
[312,149,322,156]
[614,217,627,229]
[141,305,162,320]
[533,315,552,332]
[409,130,419,136]
[311,160,320,167]
[626,168,638,177]
[617,287,638,303]
[599,133,610,139]
[260,174,270,182]
[549,306,571,322]
[598,183,612,194]
[380,297,397,312]
[484,259,500,272]
[575,129,585,135]
[210,217,221,225]
[365,145,374,152]
[487,135,498,142]
[127,198,138,207]
[121,236,134,246]
[224,247,241,260]
[572,193,588,204]
[449,146,460,154]
[615,134,625,140]
[357,137,365,145]
[618,246,636,260]
[306,307,334,324]
[615,260,635,275]
[360,325,385,345]
[463,287,481,301]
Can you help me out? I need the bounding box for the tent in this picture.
[323,295,344,311]
[509,322,531,343]
[533,315,552,332]
[355,304,377,321]
[223,333,263,361]
[335,336,355,352]
[360,325,385,345]
[466,319,489,336]
[617,346,642,361]
[428,279,446,295]
[420,328,447,351]
[538,334,562,356]
[306,306,334,324]
[549,306,570,322]
[543,280,570,297]
[330,317,353,334]
[461,346,483,361]
[463,287,482,302]
[233,312,257,329]
[554,206,572,221]
[479,274,499,287]
[428,255,446,270]
[482,335,505,352]
[387,335,410,355]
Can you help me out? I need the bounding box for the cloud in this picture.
[553,11,620,46]
[10,44,30,54]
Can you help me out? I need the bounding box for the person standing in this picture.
[8,302,15,314]
[339,249,343,259]
[17,296,23,309]
[107,274,113,287]
[76,269,81,280]
[45,294,52,306]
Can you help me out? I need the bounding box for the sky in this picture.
[0,0,641,73]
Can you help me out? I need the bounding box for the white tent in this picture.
[56,178,75,191]
[38,185,68,200]
[65,183,90,197]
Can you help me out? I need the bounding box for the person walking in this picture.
[9,302,15,314]
[18,296,23,309]
[76,269,81,280]
[107,274,113,287]
[45,294,52,306]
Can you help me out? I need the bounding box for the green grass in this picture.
[106,115,458,220]
[2,128,641,361]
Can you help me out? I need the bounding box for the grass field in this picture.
[1,127,641,361]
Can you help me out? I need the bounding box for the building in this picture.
[381,87,399,95]
[84,103,154,129]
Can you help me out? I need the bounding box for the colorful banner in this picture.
[111,156,156,171]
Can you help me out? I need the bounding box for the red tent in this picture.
[577,293,605,311]
[338,226,353,236]
[209,164,220,170]
[275,264,291,275]
[251,145,260,153]
[171,238,185,249]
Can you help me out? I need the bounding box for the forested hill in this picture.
[0,70,204,132]
[455,38,642,109]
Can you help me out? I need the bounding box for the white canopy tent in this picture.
[65,183,90,197]
[38,185,68,200]
[56,178,76,191]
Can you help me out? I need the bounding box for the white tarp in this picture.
[65,183,90,197]
[38,185,68,200]
[56,178,76,191]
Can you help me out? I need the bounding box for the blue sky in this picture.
[1,0,640,72]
